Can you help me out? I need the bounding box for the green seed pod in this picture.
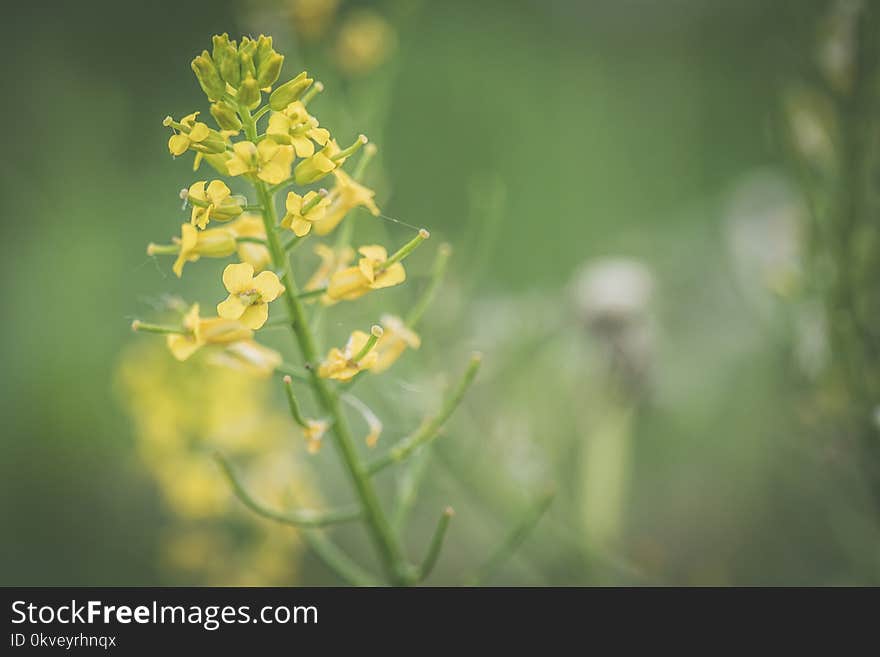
[257,52,284,88]
[269,72,313,111]
[213,33,241,88]
[237,75,261,109]
[191,51,226,101]
[210,101,242,131]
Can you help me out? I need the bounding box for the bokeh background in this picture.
[3,0,879,585]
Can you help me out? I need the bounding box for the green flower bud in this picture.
[269,72,313,111]
[257,52,284,88]
[191,51,225,101]
[191,128,228,154]
[237,75,261,109]
[213,33,241,88]
[255,35,274,63]
[210,101,242,131]
[239,36,258,60]
[239,50,257,80]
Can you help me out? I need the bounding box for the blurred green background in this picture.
[3,0,879,586]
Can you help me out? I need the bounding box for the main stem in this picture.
[240,105,408,585]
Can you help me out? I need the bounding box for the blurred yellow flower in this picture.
[335,10,396,77]
[159,223,236,278]
[313,169,380,236]
[217,263,285,330]
[289,0,340,42]
[327,244,405,301]
[318,329,380,381]
[228,213,271,272]
[187,180,243,229]
[372,314,421,373]
[226,140,294,185]
[281,190,330,237]
[302,418,329,454]
[166,303,253,361]
[206,340,282,377]
[303,244,355,304]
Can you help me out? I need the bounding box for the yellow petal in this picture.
[168,134,190,156]
[309,127,330,146]
[188,180,207,201]
[285,191,303,214]
[206,180,231,204]
[258,161,290,185]
[252,270,285,301]
[291,218,312,237]
[188,122,210,142]
[240,302,269,330]
[372,262,406,289]
[222,262,255,293]
[166,334,201,361]
[232,140,258,162]
[217,294,247,319]
[292,135,315,158]
[358,257,375,282]
[358,245,388,261]
[328,266,369,300]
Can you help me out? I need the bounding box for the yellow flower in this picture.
[217,262,285,330]
[266,101,331,157]
[335,10,396,77]
[164,223,237,278]
[226,140,294,185]
[206,340,282,377]
[187,180,243,229]
[280,190,329,237]
[313,169,380,236]
[228,213,271,272]
[317,330,380,381]
[372,314,421,373]
[166,304,253,361]
[165,112,226,157]
[302,419,329,454]
[303,244,355,304]
[327,244,406,301]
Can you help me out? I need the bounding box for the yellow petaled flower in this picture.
[226,140,294,185]
[317,330,379,381]
[169,223,237,278]
[281,190,330,237]
[293,140,341,185]
[187,180,243,229]
[372,314,421,373]
[206,340,282,377]
[228,213,271,271]
[302,419,329,454]
[166,112,210,156]
[327,245,406,301]
[303,244,355,304]
[267,101,331,157]
[313,169,380,236]
[217,262,285,330]
[166,304,253,361]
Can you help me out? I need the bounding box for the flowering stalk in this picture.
[132,34,482,586]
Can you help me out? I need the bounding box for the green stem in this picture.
[130,320,185,335]
[236,236,267,246]
[297,287,327,300]
[216,454,362,528]
[466,487,556,586]
[368,353,482,474]
[302,530,380,586]
[418,507,454,582]
[239,102,409,585]
[406,243,451,328]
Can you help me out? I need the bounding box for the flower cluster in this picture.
[131,34,478,587]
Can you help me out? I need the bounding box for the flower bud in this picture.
[210,101,242,131]
[212,33,241,87]
[195,228,237,257]
[237,75,261,109]
[191,128,228,154]
[270,72,313,111]
[239,50,257,80]
[257,52,284,88]
[191,51,226,101]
